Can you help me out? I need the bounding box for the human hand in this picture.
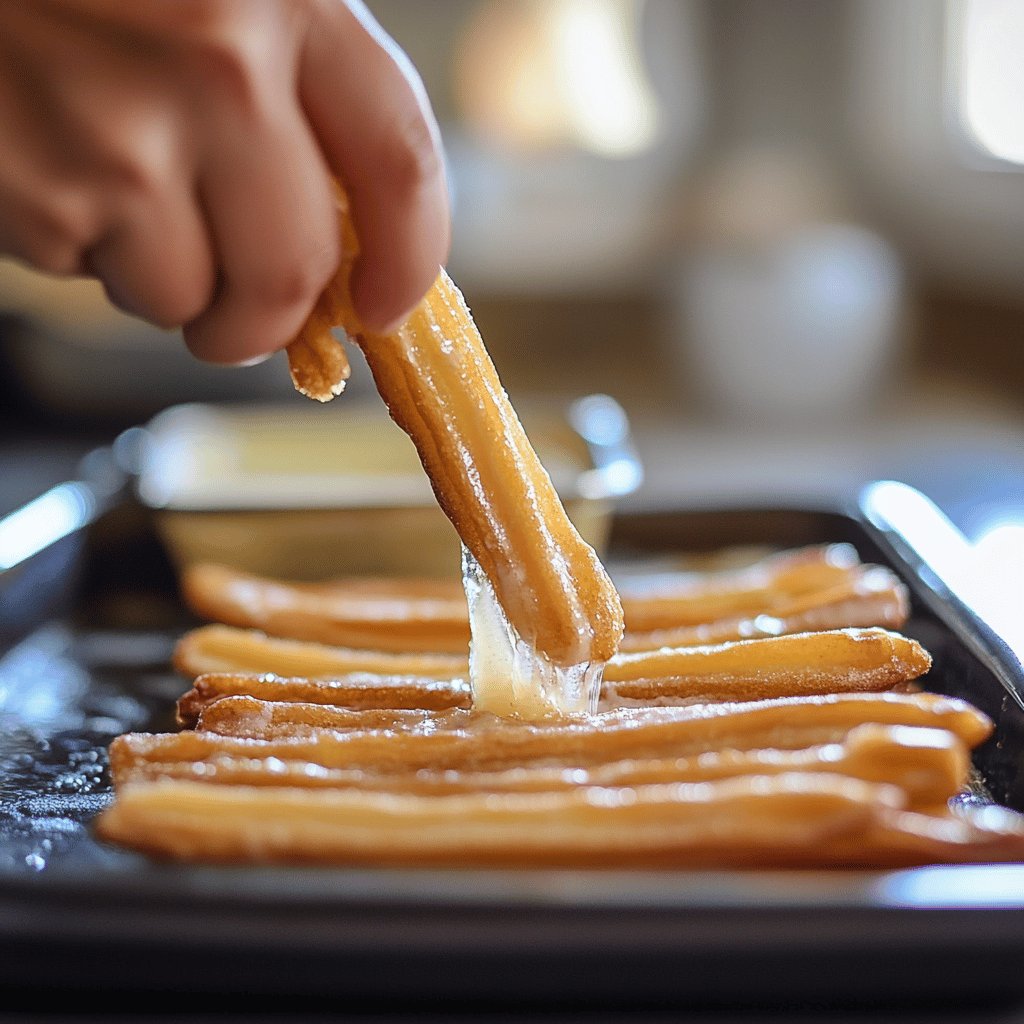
[0,0,450,363]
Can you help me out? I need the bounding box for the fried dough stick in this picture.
[110,692,990,781]
[615,543,865,632]
[174,625,467,680]
[619,567,909,651]
[177,672,470,727]
[180,558,908,656]
[95,773,1024,867]
[112,723,971,813]
[181,563,471,655]
[286,185,622,675]
[173,626,930,708]
[605,627,930,702]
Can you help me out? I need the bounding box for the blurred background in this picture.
[1,0,1021,563]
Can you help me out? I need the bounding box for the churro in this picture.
[181,564,471,655]
[179,557,908,657]
[283,182,623,715]
[95,772,1024,867]
[619,566,908,651]
[112,723,969,813]
[615,543,863,632]
[173,625,930,707]
[604,628,931,703]
[176,672,470,727]
[126,692,991,771]
[285,184,358,401]
[174,625,467,681]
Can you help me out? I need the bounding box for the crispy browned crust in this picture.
[283,181,622,667]
[176,672,469,727]
[113,691,990,774]
[179,557,909,658]
[354,273,623,664]
[180,563,471,655]
[173,625,468,681]
[94,772,1024,868]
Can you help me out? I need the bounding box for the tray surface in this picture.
[2,503,1024,1007]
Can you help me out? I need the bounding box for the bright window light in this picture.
[456,0,660,157]
[957,0,1024,165]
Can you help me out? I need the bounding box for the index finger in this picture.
[298,0,450,332]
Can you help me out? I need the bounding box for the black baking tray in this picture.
[2,491,1024,1013]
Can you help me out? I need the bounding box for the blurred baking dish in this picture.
[137,395,641,579]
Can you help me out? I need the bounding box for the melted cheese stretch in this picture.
[462,546,604,718]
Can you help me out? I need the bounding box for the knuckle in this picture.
[246,245,335,314]
[27,192,100,273]
[151,283,212,330]
[382,112,442,197]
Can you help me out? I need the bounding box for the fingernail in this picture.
[231,352,275,368]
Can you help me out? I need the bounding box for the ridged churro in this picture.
[95,771,1024,868]
[174,625,467,681]
[95,773,900,866]
[131,692,991,772]
[173,625,930,708]
[179,557,908,657]
[176,672,470,727]
[619,566,908,651]
[615,543,863,632]
[283,181,622,712]
[181,564,471,655]
[604,628,931,703]
[111,723,969,813]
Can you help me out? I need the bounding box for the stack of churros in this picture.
[96,183,1024,867]
[98,545,1024,867]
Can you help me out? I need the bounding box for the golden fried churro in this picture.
[174,625,468,681]
[176,672,470,727]
[96,770,1024,867]
[95,773,903,866]
[603,628,931,703]
[283,181,623,714]
[178,691,991,764]
[180,559,908,658]
[181,564,471,655]
[355,272,623,704]
[112,724,969,813]
[285,184,358,401]
[619,567,909,652]
[616,543,862,632]
[174,625,929,708]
